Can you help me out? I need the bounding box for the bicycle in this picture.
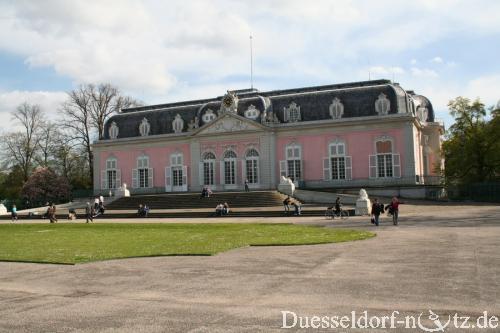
[324,207,349,220]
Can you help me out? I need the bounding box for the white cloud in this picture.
[431,56,443,64]
[0,90,67,133]
[465,75,500,107]
[410,59,418,65]
[410,67,439,78]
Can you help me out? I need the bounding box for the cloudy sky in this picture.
[0,0,499,132]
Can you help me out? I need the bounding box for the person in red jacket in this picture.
[387,196,403,225]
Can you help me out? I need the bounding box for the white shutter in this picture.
[299,160,304,181]
[220,161,225,185]
[393,154,401,178]
[345,156,352,180]
[165,166,172,192]
[148,168,154,188]
[182,165,188,191]
[199,162,204,186]
[283,108,289,122]
[132,169,138,188]
[279,160,287,178]
[101,170,108,190]
[116,169,121,189]
[233,160,237,185]
[323,158,330,181]
[255,159,260,184]
[241,160,247,184]
[369,155,377,179]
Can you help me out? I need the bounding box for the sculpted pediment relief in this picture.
[194,114,265,135]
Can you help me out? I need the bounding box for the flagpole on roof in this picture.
[250,35,253,89]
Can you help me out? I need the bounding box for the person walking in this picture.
[371,198,384,226]
[334,197,342,215]
[85,202,94,223]
[50,204,58,223]
[283,196,291,214]
[244,179,250,192]
[388,196,403,225]
[11,204,18,222]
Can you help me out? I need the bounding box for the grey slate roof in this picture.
[103,79,434,140]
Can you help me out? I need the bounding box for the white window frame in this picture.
[133,155,153,188]
[223,150,237,187]
[101,157,121,190]
[199,152,216,188]
[166,152,187,192]
[280,144,302,184]
[202,109,217,123]
[369,138,401,178]
[244,148,260,185]
[323,141,352,181]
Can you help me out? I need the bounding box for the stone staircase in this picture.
[1,191,355,220]
[106,190,291,210]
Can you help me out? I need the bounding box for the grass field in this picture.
[0,223,375,264]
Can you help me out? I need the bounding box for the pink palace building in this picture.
[92,79,444,197]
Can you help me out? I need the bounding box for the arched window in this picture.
[223,150,237,185]
[283,102,301,123]
[133,155,153,188]
[369,137,401,178]
[245,149,259,184]
[200,152,215,186]
[323,141,352,180]
[101,157,121,190]
[280,144,302,182]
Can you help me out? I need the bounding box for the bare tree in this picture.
[60,83,141,186]
[36,121,60,168]
[60,86,94,185]
[88,83,141,140]
[2,103,44,181]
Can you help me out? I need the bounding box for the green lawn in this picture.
[0,223,375,264]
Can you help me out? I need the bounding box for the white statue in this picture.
[115,183,130,198]
[0,203,7,215]
[278,176,295,196]
[355,188,371,216]
[358,189,368,200]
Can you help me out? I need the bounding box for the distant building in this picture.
[93,79,444,196]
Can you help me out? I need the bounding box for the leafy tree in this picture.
[21,167,71,207]
[0,165,25,208]
[442,97,500,184]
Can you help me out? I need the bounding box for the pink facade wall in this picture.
[275,128,405,181]
[100,144,191,188]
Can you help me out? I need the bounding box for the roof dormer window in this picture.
[172,114,184,133]
[202,109,217,123]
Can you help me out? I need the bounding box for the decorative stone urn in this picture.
[355,189,371,216]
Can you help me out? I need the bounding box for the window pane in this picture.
[376,140,392,154]
[337,144,344,155]
[330,145,337,156]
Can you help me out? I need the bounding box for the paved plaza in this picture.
[0,203,499,332]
